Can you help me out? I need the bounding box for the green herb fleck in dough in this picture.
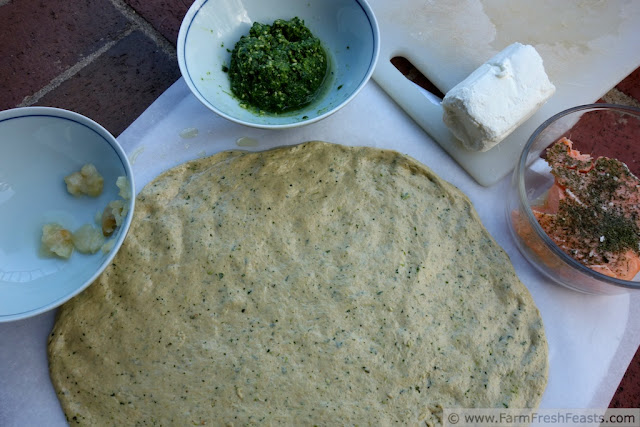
[227,17,328,113]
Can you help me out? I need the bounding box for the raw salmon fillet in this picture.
[532,138,640,280]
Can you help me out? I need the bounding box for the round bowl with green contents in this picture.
[177,0,379,128]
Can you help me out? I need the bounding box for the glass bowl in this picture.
[506,104,640,294]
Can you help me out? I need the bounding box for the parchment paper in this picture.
[1,79,638,426]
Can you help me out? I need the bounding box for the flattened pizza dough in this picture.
[48,142,547,426]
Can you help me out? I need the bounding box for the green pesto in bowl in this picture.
[226,17,329,113]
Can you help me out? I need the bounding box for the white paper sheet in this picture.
[1,79,638,426]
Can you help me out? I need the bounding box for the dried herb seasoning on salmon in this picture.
[532,137,640,280]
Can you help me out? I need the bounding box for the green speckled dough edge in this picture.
[48,141,548,426]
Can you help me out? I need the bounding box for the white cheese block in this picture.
[442,42,556,152]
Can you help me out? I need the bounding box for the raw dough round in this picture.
[49,142,547,425]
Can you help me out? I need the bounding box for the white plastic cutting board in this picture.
[370,0,640,186]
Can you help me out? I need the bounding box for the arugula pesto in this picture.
[227,17,328,113]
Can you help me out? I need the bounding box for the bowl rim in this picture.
[0,106,136,322]
[517,103,640,291]
[177,0,381,129]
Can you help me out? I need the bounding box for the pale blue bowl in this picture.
[177,0,379,128]
[0,107,135,321]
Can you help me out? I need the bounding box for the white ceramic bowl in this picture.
[0,107,135,321]
[177,0,379,128]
